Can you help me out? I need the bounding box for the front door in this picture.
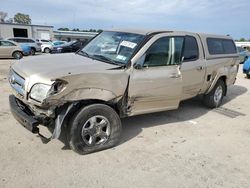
[0,41,16,57]
[128,36,184,116]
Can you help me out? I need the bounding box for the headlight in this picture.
[57,47,63,51]
[30,81,67,102]
[30,84,51,102]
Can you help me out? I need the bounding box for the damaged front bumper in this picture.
[9,95,40,134]
[9,94,75,143]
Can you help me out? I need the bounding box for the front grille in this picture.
[9,69,25,97]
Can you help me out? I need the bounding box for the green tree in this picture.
[72,28,80,31]
[239,38,245,42]
[58,28,70,31]
[14,13,31,24]
[89,29,96,32]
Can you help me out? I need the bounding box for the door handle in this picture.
[197,66,204,71]
[170,73,181,78]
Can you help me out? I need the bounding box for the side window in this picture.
[207,38,237,55]
[1,41,15,46]
[72,42,79,46]
[27,39,35,43]
[13,39,22,42]
[183,36,199,62]
[207,39,223,54]
[222,40,237,54]
[144,37,184,67]
[17,39,27,43]
[9,38,16,42]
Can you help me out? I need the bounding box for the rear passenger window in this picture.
[14,39,21,42]
[183,36,199,62]
[207,38,236,55]
[27,39,35,43]
[17,39,26,43]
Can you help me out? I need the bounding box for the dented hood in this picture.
[12,53,120,79]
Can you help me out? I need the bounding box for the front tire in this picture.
[203,79,226,108]
[44,47,51,53]
[68,104,122,155]
[247,74,250,79]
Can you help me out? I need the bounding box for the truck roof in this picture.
[105,28,233,40]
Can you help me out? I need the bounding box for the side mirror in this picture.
[133,63,143,70]
[133,54,146,70]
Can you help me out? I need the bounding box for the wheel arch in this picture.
[12,50,23,56]
[52,98,122,140]
[206,75,227,96]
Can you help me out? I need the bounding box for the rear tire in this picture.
[12,51,23,59]
[30,48,35,55]
[67,104,122,155]
[203,79,226,108]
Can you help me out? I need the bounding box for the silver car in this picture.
[0,40,23,59]
[7,37,41,55]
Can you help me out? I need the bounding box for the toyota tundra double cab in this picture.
[8,29,239,154]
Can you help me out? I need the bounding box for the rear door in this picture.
[180,35,206,100]
[128,35,184,116]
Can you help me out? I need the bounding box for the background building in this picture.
[53,30,98,41]
[0,22,98,41]
[0,22,54,40]
[235,41,250,48]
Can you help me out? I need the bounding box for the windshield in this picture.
[80,31,145,65]
[67,41,76,45]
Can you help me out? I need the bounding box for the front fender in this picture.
[62,88,118,102]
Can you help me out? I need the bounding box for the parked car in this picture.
[51,40,86,53]
[53,41,67,46]
[36,39,51,44]
[20,44,31,56]
[8,30,239,154]
[41,41,67,53]
[0,40,23,59]
[243,57,250,78]
[237,47,249,64]
[7,37,41,55]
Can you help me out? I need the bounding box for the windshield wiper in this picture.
[92,54,124,66]
[76,50,90,58]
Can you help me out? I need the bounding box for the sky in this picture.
[1,0,250,39]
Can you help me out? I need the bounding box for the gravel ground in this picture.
[0,57,250,188]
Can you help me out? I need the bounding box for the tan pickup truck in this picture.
[9,29,239,154]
